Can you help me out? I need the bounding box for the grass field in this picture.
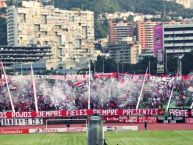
[0,131,193,145]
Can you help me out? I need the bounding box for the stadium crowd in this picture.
[0,74,193,112]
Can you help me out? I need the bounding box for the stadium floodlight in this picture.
[88,60,91,109]
[166,84,174,111]
[136,67,148,109]
[31,64,38,112]
[78,57,92,110]
[190,102,193,109]
[0,61,15,113]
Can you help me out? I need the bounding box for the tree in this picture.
[95,17,108,39]
[91,56,117,73]
[134,56,157,74]
[167,55,178,74]
[182,51,193,74]
[90,56,158,74]
[166,51,193,75]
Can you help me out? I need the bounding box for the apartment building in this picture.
[104,11,135,21]
[0,46,52,66]
[109,21,133,43]
[153,22,193,73]
[109,42,131,64]
[7,1,97,69]
[163,23,193,55]
[137,21,159,50]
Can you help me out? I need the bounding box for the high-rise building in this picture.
[0,46,52,66]
[163,23,193,55]
[7,1,97,68]
[109,21,133,43]
[109,42,132,64]
[137,21,159,50]
[153,22,193,73]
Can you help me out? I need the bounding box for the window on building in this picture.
[42,15,47,24]
[34,24,40,31]
[23,14,26,22]
[69,16,75,22]
[82,26,87,39]
[76,39,82,49]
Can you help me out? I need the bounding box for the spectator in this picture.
[0,74,192,111]
[104,139,107,145]
[144,121,147,130]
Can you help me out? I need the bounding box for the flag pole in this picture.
[88,60,91,109]
[136,67,148,109]
[190,102,193,109]
[166,84,174,111]
[1,61,15,113]
[31,64,38,112]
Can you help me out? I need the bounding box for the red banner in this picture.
[138,116,157,123]
[2,74,193,81]
[0,129,29,134]
[185,118,193,123]
[94,73,117,79]
[0,109,165,119]
[118,73,191,81]
[105,116,157,123]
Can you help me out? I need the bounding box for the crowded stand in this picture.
[0,73,193,112]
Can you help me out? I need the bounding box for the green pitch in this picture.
[0,131,193,145]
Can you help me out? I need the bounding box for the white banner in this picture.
[29,126,138,134]
[103,126,138,131]
[29,127,86,133]
[0,118,43,126]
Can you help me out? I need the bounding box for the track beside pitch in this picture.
[1,123,193,132]
[130,123,193,130]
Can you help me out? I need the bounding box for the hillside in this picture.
[1,0,193,45]
[54,0,193,17]
[54,0,193,38]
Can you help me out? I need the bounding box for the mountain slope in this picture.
[1,0,193,45]
[54,0,193,17]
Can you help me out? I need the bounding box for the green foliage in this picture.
[166,51,193,75]
[90,56,158,74]
[54,0,121,14]
[54,0,193,17]
[135,56,157,74]
[91,56,117,73]
[94,18,108,39]
[182,51,193,74]
[167,55,178,74]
